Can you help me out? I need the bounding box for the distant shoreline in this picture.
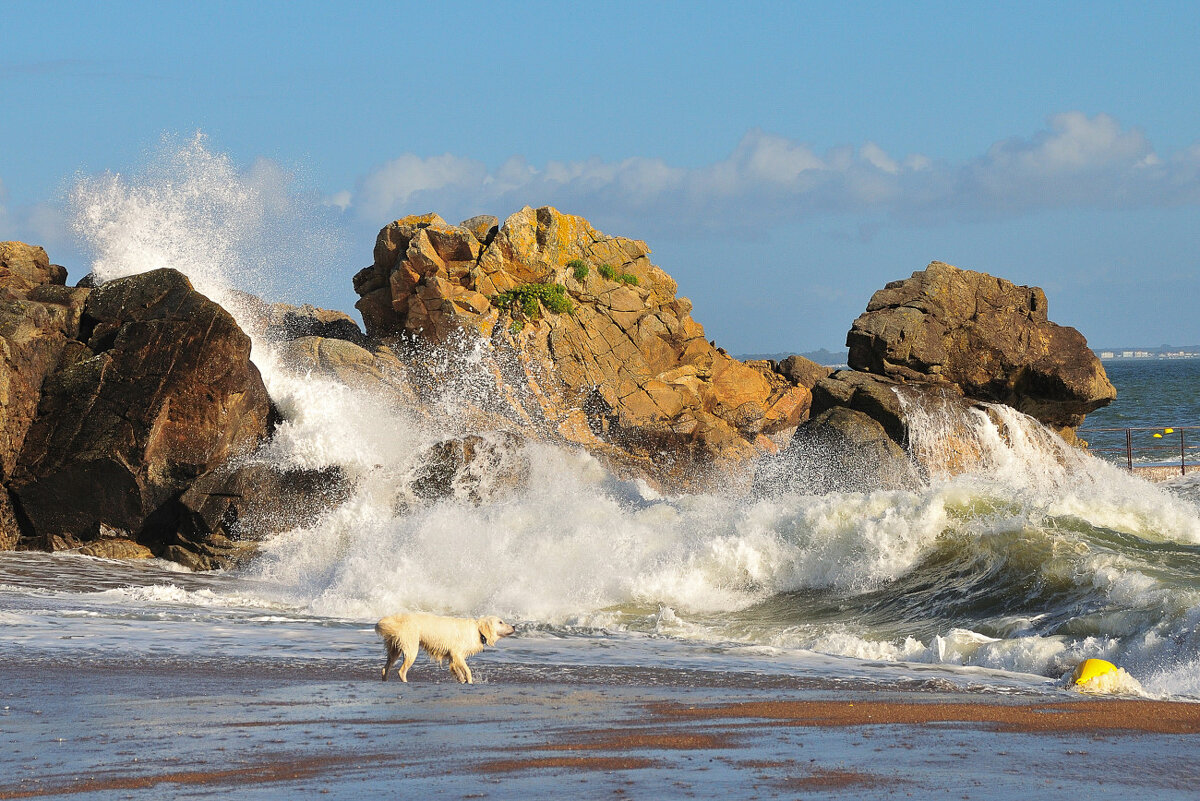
[1097,351,1200,361]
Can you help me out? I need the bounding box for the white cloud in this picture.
[357,153,488,220]
[324,190,352,211]
[341,113,1200,233]
[0,175,72,252]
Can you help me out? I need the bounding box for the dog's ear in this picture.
[479,618,498,646]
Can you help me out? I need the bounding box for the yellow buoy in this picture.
[1154,433,1163,438]
[1164,428,1174,434]
[1071,658,1118,686]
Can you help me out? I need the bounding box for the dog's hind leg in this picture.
[381,642,400,681]
[397,650,417,683]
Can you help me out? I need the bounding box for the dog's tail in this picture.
[375,615,403,647]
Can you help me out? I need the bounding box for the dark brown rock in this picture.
[0,243,90,482]
[846,261,1115,429]
[776,354,833,390]
[10,268,273,550]
[173,462,351,567]
[810,370,910,445]
[753,406,913,496]
[0,293,90,478]
[0,490,17,551]
[265,303,366,345]
[407,432,529,504]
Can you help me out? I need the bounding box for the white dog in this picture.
[375,612,516,684]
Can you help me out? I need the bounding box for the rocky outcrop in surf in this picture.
[2,264,276,565]
[757,261,1116,494]
[352,206,812,481]
[846,261,1115,431]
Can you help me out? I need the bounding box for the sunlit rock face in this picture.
[353,206,814,482]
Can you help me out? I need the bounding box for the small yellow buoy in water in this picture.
[1071,658,1118,686]
[1164,428,1174,434]
[1154,433,1163,438]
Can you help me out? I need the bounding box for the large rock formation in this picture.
[757,261,1116,496]
[8,268,274,560]
[1,242,90,549]
[353,207,811,479]
[846,261,1115,431]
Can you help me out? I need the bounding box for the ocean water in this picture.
[3,139,1198,700]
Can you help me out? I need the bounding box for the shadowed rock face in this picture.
[9,268,273,551]
[352,206,810,479]
[0,243,86,483]
[172,462,351,570]
[846,261,1115,430]
[753,406,913,496]
[1,243,88,550]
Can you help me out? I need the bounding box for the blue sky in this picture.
[3,1,1200,352]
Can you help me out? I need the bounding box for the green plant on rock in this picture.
[491,282,575,325]
[597,263,639,286]
[568,258,589,282]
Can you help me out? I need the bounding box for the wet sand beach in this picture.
[2,656,1198,800]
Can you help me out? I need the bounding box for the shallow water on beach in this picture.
[4,140,1200,702]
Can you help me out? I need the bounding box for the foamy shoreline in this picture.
[3,657,1197,800]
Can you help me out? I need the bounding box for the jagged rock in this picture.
[0,241,66,296]
[172,462,351,567]
[759,262,1112,492]
[846,261,1115,430]
[0,491,17,551]
[73,538,154,560]
[776,354,833,390]
[265,303,366,345]
[1,243,89,482]
[810,370,909,445]
[9,268,273,553]
[353,212,448,335]
[352,207,806,479]
[407,432,529,504]
[753,406,913,496]
[460,215,499,245]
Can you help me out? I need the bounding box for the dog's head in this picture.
[478,616,516,646]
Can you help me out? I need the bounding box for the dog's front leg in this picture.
[450,655,472,684]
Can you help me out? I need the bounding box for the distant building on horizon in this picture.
[1096,347,1200,360]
